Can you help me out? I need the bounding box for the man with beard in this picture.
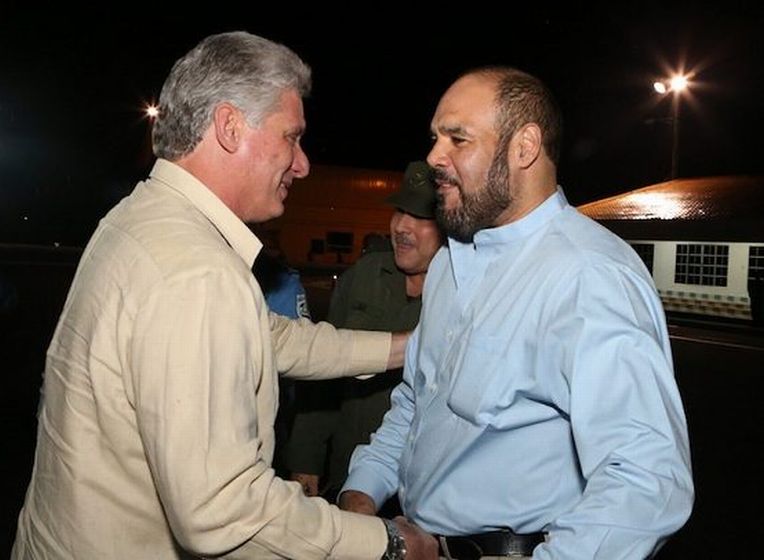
[285,162,441,506]
[339,67,694,559]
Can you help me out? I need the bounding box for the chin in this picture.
[394,256,416,271]
[269,202,286,218]
[246,206,284,224]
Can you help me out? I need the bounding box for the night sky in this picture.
[2,4,763,245]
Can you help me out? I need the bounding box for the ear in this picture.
[212,102,244,154]
[509,123,542,170]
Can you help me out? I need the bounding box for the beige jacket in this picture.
[12,160,388,559]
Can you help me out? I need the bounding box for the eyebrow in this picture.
[433,124,469,136]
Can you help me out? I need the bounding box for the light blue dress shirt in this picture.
[343,189,693,559]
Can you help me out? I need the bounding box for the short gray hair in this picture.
[152,31,311,160]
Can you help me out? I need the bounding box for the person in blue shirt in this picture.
[253,247,311,321]
[339,67,694,559]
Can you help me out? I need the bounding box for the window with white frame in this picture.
[674,244,728,286]
[749,246,764,281]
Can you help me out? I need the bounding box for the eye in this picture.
[285,130,303,146]
[451,136,467,146]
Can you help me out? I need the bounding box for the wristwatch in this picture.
[381,518,407,560]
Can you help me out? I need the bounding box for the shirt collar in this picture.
[472,186,568,248]
[150,159,262,267]
[447,187,568,289]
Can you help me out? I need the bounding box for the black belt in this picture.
[438,529,545,559]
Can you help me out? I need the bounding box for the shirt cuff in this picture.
[332,511,387,560]
[341,468,394,510]
[346,330,391,377]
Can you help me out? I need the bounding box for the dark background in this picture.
[2,3,764,246]
[3,3,764,557]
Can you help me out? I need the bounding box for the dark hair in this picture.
[466,66,563,165]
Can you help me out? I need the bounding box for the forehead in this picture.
[431,74,498,133]
[263,89,305,128]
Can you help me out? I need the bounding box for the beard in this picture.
[434,147,512,243]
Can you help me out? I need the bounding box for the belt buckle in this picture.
[504,533,530,557]
[499,528,540,558]
[439,535,482,560]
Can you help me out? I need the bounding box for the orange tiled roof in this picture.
[578,176,764,221]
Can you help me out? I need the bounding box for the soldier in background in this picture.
[286,161,442,510]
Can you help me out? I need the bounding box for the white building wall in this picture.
[626,239,753,319]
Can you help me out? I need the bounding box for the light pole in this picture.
[653,75,689,179]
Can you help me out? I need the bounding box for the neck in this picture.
[494,164,558,227]
[173,127,245,218]
[405,273,426,298]
[495,183,557,226]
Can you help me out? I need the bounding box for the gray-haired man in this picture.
[12,32,435,560]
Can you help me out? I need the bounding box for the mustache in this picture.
[431,167,462,188]
[394,234,414,247]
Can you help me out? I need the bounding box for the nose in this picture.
[393,212,416,234]
[427,137,448,170]
[292,143,310,178]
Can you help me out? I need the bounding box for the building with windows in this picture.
[578,176,764,321]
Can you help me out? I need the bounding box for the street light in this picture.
[145,104,159,120]
[139,103,160,168]
[654,74,690,179]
